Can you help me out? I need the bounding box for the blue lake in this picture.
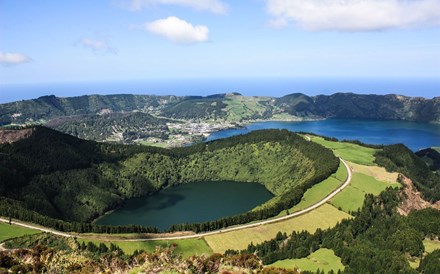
[207,119,440,151]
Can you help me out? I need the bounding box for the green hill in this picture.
[2,93,439,127]
[416,147,440,172]
[0,127,338,232]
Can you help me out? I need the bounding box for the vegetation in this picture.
[2,93,439,136]
[416,147,440,172]
[0,223,40,242]
[418,250,440,274]
[310,136,378,165]
[233,188,440,273]
[204,204,351,254]
[47,112,171,143]
[0,94,182,125]
[81,238,212,258]
[269,248,344,273]
[348,161,399,183]
[423,239,440,253]
[330,172,400,213]
[0,233,264,273]
[275,161,347,216]
[375,144,440,202]
[0,127,338,233]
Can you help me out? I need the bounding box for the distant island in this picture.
[0,92,439,147]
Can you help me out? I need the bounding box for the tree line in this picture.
[235,188,440,273]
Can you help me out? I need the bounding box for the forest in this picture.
[0,126,338,233]
[234,188,440,273]
[375,144,440,201]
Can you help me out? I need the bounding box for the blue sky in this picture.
[0,0,439,87]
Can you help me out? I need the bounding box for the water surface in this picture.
[96,181,273,230]
[207,119,440,151]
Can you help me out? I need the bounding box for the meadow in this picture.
[276,161,347,216]
[269,248,344,273]
[204,204,351,253]
[310,136,378,166]
[0,222,40,242]
[330,172,400,213]
[81,238,212,258]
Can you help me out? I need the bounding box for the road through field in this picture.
[0,158,352,242]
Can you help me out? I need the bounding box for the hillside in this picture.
[0,127,338,232]
[416,147,440,172]
[2,93,439,124]
[1,92,439,147]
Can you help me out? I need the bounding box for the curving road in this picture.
[130,157,352,241]
[0,158,352,242]
[0,218,72,238]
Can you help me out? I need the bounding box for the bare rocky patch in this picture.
[0,128,33,144]
[397,174,440,216]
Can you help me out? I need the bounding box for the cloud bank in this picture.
[145,16,209,44]
[127,0,227,14]
[0,52,32,66]
[266,0,440,31]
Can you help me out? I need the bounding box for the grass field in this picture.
[223,96,269,121]
[269,248,344,273]
[331,172,400,213]
[348,162,399,183]
[310,136,378,166]
[408,239,440,269]
[0,223,40,242]
[423,239,440,253]
[205,204,351,253]
[275,161,347,217]
[81,238,212,258]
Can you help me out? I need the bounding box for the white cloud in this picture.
[0,52,32,66]
[145,16,209,44]
[126,0,227,14]
[79,37,117,54]
[266,0,440,31]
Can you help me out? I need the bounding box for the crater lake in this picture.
[96,181,274,230]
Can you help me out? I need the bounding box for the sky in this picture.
[0,0,439,99]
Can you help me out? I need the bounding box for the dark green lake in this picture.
[96,181,273,230]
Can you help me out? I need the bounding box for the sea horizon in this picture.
[0,77,439,104]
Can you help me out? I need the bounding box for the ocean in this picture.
[0,77,439,103]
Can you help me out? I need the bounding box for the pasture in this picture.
[0,222,40,242]
[204,204,351,253]
[331,172,400,213]
[81,238,212,258]
[310,136,378,166]
[269,248,344,273]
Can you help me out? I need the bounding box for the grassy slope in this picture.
[349,162,399,183]
[268,248,344,273]
[204,136,377,253]
[311,136,378,166]
[330,172,400,213]
[424,239,440,253]
[222,96,270,121]
[204,204,351,254]
[276,161,347,216]
[81,238,212,258]
[0,223,40,242]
